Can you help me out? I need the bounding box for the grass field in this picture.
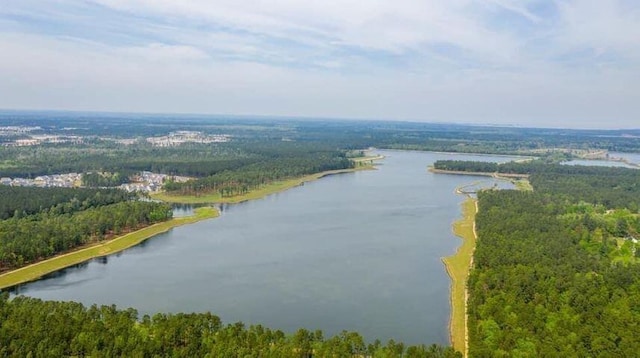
[0,207,219,290]
[151,166,377,204]
[513,178,533,191]
[443,198,477,355]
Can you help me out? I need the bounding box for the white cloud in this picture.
[118,43,209,62]
[90,0,521,62]
[555,0,640,55]
[0,0,639,128]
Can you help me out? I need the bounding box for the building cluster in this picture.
[0,169,191,193]
[118,171,191,193]
[0,173,82,188]
[145,131,231,147]
[0,126,42,135]
[2,134,84,147]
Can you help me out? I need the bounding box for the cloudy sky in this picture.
[0,0,638,128]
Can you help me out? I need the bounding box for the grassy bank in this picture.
[443,198,477,355]
[152,166,376,204]
[0,207,219,290]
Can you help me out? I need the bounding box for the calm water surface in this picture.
[11,150,519,345]
[609,152,640,166]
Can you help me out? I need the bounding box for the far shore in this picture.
[428,167,529,179]
[151,157,383,205]
[1,155,385,289]
[377,147,537,159]
[0,207,219,290]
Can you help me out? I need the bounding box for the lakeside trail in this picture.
[443,190,478,357]
[0,207,219,290]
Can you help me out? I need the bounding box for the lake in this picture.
[10,150,519,345]
[610,152,640,166]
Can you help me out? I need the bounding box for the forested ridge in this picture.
[467,163,640,356]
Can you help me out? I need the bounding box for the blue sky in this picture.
[0,0,639,128]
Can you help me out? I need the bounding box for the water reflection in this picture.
[11,150,524,345]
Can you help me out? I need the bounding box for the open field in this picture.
[443,198,477,356]
[514,178,533,191]
[0,207,219,289]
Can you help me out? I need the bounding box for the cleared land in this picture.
[443,197,477,356]
[0,207,219,289]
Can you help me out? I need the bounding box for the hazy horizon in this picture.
[1,1,638,129]
[1,107,639,131]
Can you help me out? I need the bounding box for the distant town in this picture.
[0,126,231,147]
[0,171,191,193]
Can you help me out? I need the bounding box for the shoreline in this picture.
[378,147,537,159]
[0,207,219,290]
[442,195,477,357]
[2,155,385,290]
[428,167,529,179]
[151,159,383,204]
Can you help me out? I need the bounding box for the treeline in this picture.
[0,144,257,178]
[530,168,640,211]
[0,201,171,270]
[0,186,134,220]
[0,142,352,197]
[468,186,640,355]
[165,148,353,197]
[433,160,640,210]
[0,295,461,357]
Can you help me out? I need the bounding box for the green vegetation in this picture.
[82,171,129,187]
[0,186,134,220]
[0,294,460,357]
[513,178,533,191]
[468,173,640,356]
[0,207,218,289]
[435,158,640,355]
[434,160,640,210]
[163,144,353,198]
[0,201,172,270]
[443,198,477,354]
[4,112,640,355]
[153,167,370,204]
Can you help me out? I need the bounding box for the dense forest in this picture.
[0,294,461,357]
[467,164,640,356]
[3,112,640,183]
[0,186,134,220]
[433,160,640,210]
[164,145,353,197]
[0,141,352,197]
[3,112,640,356]
[0,200,172,270]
